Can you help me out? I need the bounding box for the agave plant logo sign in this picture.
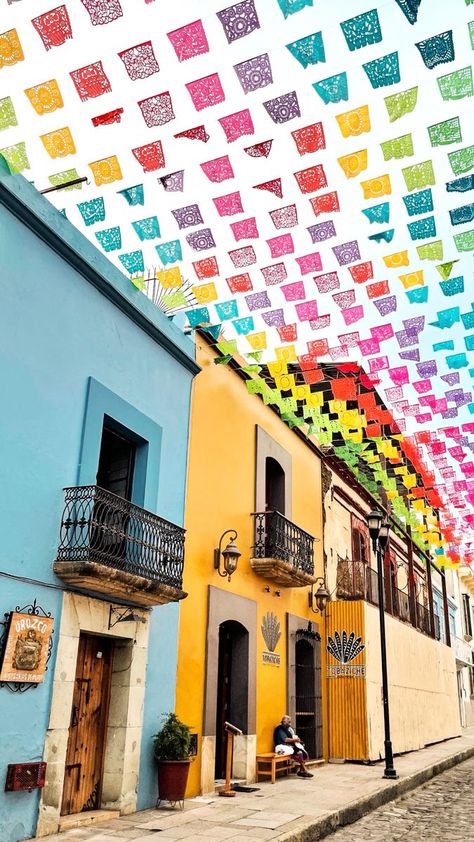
[326,630,366,678]
[261,612,281,666]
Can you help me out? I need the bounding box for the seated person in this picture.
[273,715,313,778]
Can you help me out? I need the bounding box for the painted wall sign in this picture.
[261,611,281,666]
[0,612,54,684]
[326,630,366,678]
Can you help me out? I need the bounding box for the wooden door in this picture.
[61,634,114,815]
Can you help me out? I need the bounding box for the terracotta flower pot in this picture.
[157,759,191,804]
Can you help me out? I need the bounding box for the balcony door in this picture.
[93,426,136,565]
[97,426,136,501]
[265,457,285,515]
[61,633,114,816]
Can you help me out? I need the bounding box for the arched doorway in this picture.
[265,457,285,515]
[215,620,249,779]
[295,637,322,760]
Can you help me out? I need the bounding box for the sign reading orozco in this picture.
[0,612,54,684]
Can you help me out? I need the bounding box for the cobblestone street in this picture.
[331,756,474,841]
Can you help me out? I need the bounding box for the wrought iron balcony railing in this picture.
[252,510,315,576]
[56,485,185,590]
[336,557,437,641]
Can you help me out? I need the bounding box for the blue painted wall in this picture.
[0,168,196,840]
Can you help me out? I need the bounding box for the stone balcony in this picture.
[250,510,316,588]
[53,485,187,607]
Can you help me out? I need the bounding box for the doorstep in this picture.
[58,810,120,832]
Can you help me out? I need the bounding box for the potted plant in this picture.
[153,713,192,806]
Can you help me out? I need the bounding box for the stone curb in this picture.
[275,744,474,841]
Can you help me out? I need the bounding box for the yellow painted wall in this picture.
[365,602,461,759]
[175,338,325,795]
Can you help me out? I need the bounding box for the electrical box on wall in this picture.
[5,762,47,792]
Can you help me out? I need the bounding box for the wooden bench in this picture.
[256,753,294,784]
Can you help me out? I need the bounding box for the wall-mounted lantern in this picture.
[308,577,330,615]
[214,530,241,582]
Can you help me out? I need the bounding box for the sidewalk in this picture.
[38,729,474,842]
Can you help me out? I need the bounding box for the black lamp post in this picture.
[367,510,398,780]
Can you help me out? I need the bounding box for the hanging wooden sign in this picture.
[0,612,54,684]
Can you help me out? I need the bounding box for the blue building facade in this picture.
[0,160,198,841]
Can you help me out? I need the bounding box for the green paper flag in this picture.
[437,67,473,101]
[436,260,459,280]
[402,160,435,191]
[454,230,474,252]
[448,145,474,176]
[0,141,29,174]
[0,97,17,132]
[381,133,414,161]
[384,87,417,122]
[428,117,462,147]
[417,241,443,260]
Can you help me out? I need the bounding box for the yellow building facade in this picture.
[176,336,326,795]
[176,337,460,796]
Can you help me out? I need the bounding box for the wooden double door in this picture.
[61,633,114,815]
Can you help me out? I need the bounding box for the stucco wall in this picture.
[175,337,325,796]
[0,181,194,840]
[365,603,461,760]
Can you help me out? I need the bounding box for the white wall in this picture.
[365,602,461,760]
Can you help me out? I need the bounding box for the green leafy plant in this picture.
[153,713,191,761]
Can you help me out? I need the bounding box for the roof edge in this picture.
[0,161,200,376]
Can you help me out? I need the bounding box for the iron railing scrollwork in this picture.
[57,485,185,589]
[336,556,439,641]
[252,511,315,576]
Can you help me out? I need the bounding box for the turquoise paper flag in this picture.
[362,202,390,223]
[394,0,422,25]
[433,341,454,351]
[407,287,428,303]
[340,10,382,51]
[118,250,144,274]
[313,73,348,104]
[77,197,105,226]
[368,229,394,242]
[117,184,144,206]
[215,300,239,321]
[201,324,222,341]
[446,175,474,192]
[286,32,325,67]
[95,226,122,252]
[440,276,465,296]
[132,216,161,241]
[187,307,210,328]
[446,353,468,370]
[277,0,313,18]
[232,316,255,334]
[363,52,400,89]
[450,205,474,225]
[429,307,460,328]
[155,240,182,265]
[403,189,433,216]
[407,216,436,240]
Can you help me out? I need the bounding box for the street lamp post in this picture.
[367,510,398,780]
